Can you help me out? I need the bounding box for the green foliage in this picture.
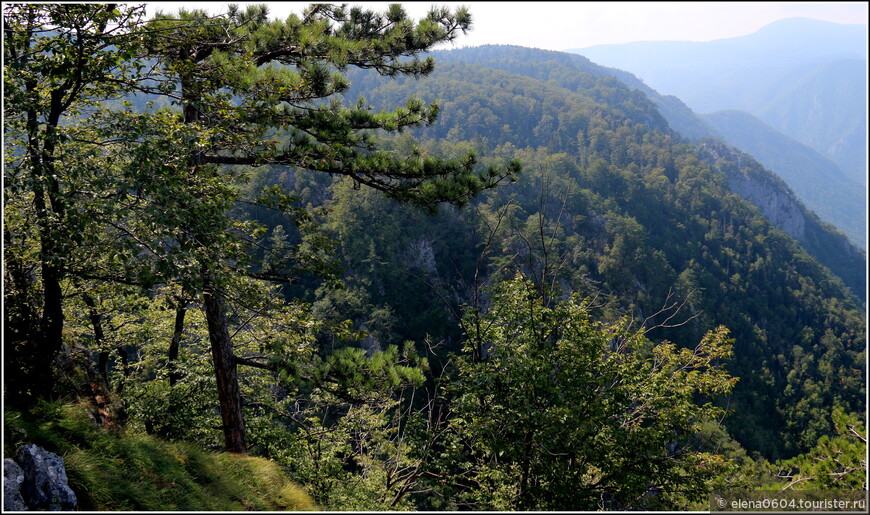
[314,344,427,401]
[261,340,435,510]
[336,48,865,460]
[277,402,421,510]
[445,276,737,510]
[4,5,865,511]
[3,3,152,406]
[5,0,520,454]
[139,3,519,212]
[3,402,316,511]
[772,408,866,490]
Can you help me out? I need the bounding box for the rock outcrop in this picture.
[3,445,77,511]
[727,171,806,241]
[700,141,807,242]
[3,458,28,511]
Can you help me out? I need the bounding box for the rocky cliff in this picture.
[699,140,865,300]
[726,169,807,242]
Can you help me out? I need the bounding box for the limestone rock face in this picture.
[12,444,77,511]
[4,458,28,511]
[727,172,807,241]
[700,141,808,243]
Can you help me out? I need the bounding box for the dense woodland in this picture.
[3,4,866,511]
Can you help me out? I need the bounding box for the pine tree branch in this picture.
[848,425,867,443]
[232,355,276,371]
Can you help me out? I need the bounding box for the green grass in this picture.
[3,402,317,511]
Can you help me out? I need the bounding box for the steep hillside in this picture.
[320,49,867,459]
[3,403,316,511]
[702,109,865,249]
[417,45,865,293]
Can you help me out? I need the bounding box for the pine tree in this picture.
[130,3,519,453]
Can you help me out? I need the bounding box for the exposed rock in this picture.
[406,237,437,275]
[14,444,77,511]
[700,141,807,242]
[4,458,28,511]
[727,171,806,241]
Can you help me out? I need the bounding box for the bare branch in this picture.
[849,425,867,444]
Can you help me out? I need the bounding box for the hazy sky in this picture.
[146,1,869,51]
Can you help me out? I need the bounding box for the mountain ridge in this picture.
[566,18,868,186]
[424,45,866,286]
[570,18,867,69]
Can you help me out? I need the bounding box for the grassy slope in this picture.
[3,402,316,511]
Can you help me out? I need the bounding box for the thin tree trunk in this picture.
[202,271,247,454]
[518,427,534,509]
[81,292,110,388]
[80,289,130,392]
[28,103,66,404]
[168,302,187,388]
[115,345,130,391]
[78,290,128,426]
[163,301,187,438]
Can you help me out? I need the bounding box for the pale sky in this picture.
[146,1,869,50]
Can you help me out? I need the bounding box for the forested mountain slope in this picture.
[285,47,869,460]
[457,45,865,252]
[412,45,866,298]
[431,45,717,141]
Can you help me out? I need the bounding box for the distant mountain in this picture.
[569,18,868,185]
[701,109,865,249]
[750,58,866,184]
[569,17,867,106]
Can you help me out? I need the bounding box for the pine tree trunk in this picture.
[202,271,247,454]
[181,65,247,454]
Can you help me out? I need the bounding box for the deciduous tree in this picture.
[3,3,148,406]
[447,276,737,510]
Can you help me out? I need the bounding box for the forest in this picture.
[3,3,866,511]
